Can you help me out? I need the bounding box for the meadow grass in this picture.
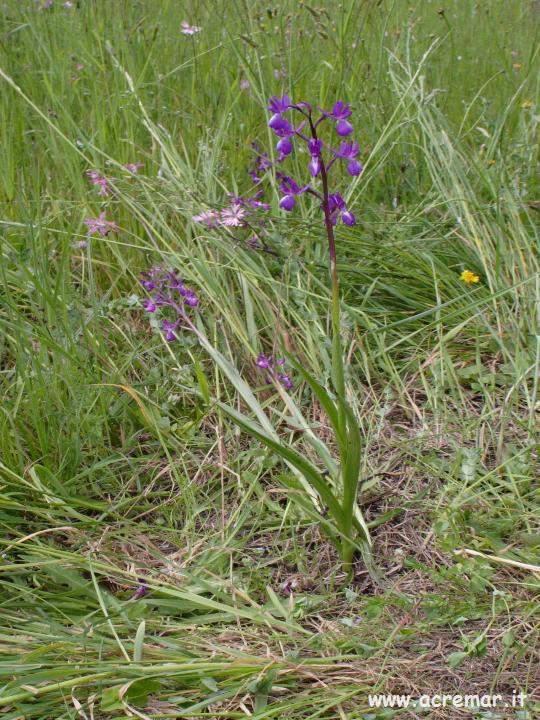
[0,1,538,718]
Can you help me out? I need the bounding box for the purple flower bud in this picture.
[163,321,177,342]
[342,210,356,226]
[277,136,293,156]
[142,299,156,313]
[347,159,363,176]
[279,194,296,211]
[309,157,321,177]
[131,584,148,600]
[183,291,199,307]
[279,373,293,389]
[256,353,272,369]
[336,119,353,137]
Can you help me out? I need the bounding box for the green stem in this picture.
[308,114,355,573]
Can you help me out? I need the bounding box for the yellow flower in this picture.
[513,63,522,70]
[521,100,533,109]
[460,270,480,284]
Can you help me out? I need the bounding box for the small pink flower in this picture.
[64,1,74,7]
[85,212,118,237]
[192,210,219,227]
[40,0,54,9]
[240,78,250,91]
[220,204,246,227]
[181,21,201,35]
[86,170,110,197]
[124,162,143,174]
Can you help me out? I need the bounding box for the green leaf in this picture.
[286,354,345,448]
[133,620,145,662]
[216,400,344,523]
[194,359,210,404]
[447,651,469,668]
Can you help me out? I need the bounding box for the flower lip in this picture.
[347,159,363,177]
[268,114,291,133]
[309,157,321,177]
[277,137,293,156]
[279,194,296,211]
[336,119,354,137]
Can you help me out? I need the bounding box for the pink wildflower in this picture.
[124,162,143,174]
[220,204,246,227]
[86,170,110,197]
[192,210,219,227]
[181,21,201,35]
[84,212,118,237]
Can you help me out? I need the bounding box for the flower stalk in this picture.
[267,95,368,573]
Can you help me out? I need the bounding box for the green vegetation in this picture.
[0,1,538,717]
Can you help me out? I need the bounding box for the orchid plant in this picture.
[262,95,369,571]
[139,95,373,577]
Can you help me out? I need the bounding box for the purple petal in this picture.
[308,138,323,157]
[277,137,293,156]
[342,211,356,226]
[256,353,272,369]
[279,194,296,211]
[336,120,353,137]
[309,157,321,177]
[268,95,292,114]
[347,159,363,176]
[332,101,352,119]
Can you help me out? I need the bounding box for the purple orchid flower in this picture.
[278,175,309,211]
[322,101,352,120]
[328,193,356,226]
[140,267,199,342]
[308,138,324,177]
[162,320,178,342]
[332,141,363,176]
[320,101,354,136]
[131,584,149,600]
[255,354,293,389]
[256,353,272,369]
[268,95,292,115]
